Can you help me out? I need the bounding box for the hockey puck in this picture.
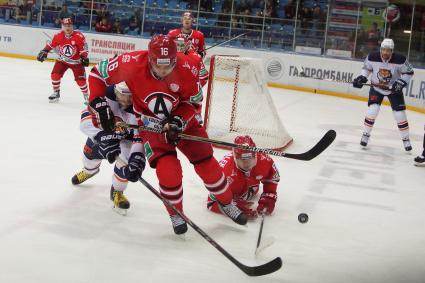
[298,213,309,224]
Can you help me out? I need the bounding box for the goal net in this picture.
[203,55,293,150]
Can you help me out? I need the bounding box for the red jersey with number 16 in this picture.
[88,51,204,127]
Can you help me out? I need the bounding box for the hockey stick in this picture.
[139,177,282,276]
[296,66,390,89]
[205,32,248,51]
[255,212,265,255]
[115,122,336,161]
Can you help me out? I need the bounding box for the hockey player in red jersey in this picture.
[37,18,90,104]
[87,35,247,235]
[207,136,280,220]
[175,37,208,87]
[168,12,206,58]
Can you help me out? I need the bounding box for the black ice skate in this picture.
[414,155,425,167]
[360,133,370,147]
[218,201,248,225]
[48,91,60,103]
[402,138,412,152]
[170,214,188,235]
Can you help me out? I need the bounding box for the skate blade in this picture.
[112,206,128,216]
[174,234,186,241]
[49,98,59,103]
[414,162,425,167]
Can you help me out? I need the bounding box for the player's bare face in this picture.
[380,48,392,61]
[62,24,73,35]
[182,17,193,31]
[235,156,257,172]
[116,93,133,109]
[151,62,175,79]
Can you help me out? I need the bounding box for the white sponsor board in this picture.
[1,23,424,110]
[0,24,147,62]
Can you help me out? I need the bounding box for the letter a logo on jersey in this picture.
[144,92,178,119]
[61,44,75,58]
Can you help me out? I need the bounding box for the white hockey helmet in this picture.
[114,82,132,96]
[381,38,394,50]
[114,82,132,109]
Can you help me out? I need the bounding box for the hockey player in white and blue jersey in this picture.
[71,82,146,214]
[352,38,414,151]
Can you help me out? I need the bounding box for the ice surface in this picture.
[0,57,424,283]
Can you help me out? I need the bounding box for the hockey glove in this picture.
[352,75,367,89]
[235,198,258,220]
[122,152,146,182]
[81,57,90,67]
[392,79,407,94]
[37,49,48,62]
[93,132,122,163]
[197,50,205,58]
[89,97,115,131]
[162,116,185,145]
[257,192,277,215]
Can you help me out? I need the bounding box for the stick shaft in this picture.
[205,33,247,51]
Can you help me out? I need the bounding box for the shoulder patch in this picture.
[389,53,407,64]
[367,51,382,62]
[106,85,117,101]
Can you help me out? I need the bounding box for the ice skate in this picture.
[170,214,188,235]
[218,201,248,225]
[414,155,425,166]
[110,186,130,216]
[402,138,412,152]
[360,133,370,148]
[48,90,60,103]
[71,168,99,185]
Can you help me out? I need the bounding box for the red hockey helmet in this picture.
[61,18,73,25]
[233,135,257,171]
[182,12,194,19]
[148,34,177,79]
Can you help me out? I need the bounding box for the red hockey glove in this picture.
[257,192,277,215]
[235,198,258,220]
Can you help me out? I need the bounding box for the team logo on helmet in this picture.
[377,68,392,84]
[61,44,76,57]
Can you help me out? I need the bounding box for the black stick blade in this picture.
[285,130,336,161]
[240,257,282,276]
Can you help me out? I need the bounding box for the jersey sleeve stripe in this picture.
[189,88,203,103]
[80,110,91,120]
[98,59,110,79]
[89,69,107,83]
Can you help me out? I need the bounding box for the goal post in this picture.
[203,55,293,150]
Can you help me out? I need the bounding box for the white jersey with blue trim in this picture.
[80,86,138,139]
[360,51,414,96]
